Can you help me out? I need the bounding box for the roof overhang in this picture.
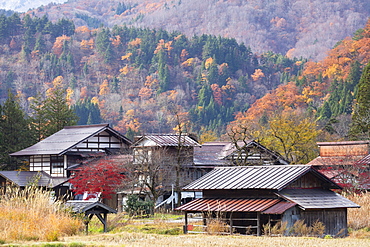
[277,189,360,209]
[175,198,281,212]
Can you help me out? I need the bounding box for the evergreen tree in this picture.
[0,91,35,170]
[42,87,78,136]
[350,61,370,139]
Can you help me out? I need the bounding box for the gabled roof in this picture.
[11,124,132,156]
[65,200,117,214]
[278,189,359,209]
[220,140,288,163]
[132,134,201,147]
[193,141,289,167]
[183,165,341,191]
[193,142,232,167]
[0,171,67,188]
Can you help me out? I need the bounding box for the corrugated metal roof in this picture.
[175,198,280,212]
[278,189,360,209]
[262,202,297,214]
[354,154,370,165]
[11,124,132,156]
[0,171,66,188]
[133,134,201,147]
[183,165,319,191]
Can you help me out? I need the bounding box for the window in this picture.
[51,155,64,175]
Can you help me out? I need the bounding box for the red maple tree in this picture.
[69,159,126,200]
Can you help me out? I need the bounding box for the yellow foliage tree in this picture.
[99,80,109,96]
[262,110,320,164]
[251,69,265,81]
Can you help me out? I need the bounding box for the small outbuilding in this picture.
[176,165,359,236]
[65,200,117,233]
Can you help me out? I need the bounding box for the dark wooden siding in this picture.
[286,172,327,189]
[300,208,348,236]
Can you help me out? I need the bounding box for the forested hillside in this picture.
[0,13,306,138]
[0,9,369,166]
[27,0,370,61]
[227,19,370,163]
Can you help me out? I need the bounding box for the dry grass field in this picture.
[0,191,369,246]
[46,232,370,247]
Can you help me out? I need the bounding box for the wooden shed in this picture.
[176,165,359,236]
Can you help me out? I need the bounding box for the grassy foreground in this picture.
[0,189,369,246]
[5,232,369,247]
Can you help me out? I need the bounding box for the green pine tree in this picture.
[350,61,370,139]
[0,91,35,170]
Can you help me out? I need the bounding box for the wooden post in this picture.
[117,193,123,213]
[257,212,261,236]
[184,212,188,234]
[104,213,107,232]
[85,214,94,235]
[229,212,233,234]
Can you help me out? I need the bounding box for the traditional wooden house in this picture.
[176,165,359,236]
[307,141,370,190]
[193,140,289,169]
[10,124,132,178]
[132,133,201,187]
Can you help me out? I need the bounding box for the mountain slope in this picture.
[29,0,370,61]
[0,0,67,12]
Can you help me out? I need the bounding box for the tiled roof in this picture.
[0,171,67,188]
[65,200,117,214]
[133,134,201,147]
[183,165,340,191]
[193,142,230,167]
[11,124,132,156]
[278,189,360,209]
[176,198,280,212]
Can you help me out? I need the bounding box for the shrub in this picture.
[0,185,82,242]
[263,221,288,236]
[290,220,312,236]
[206,219,230,235]
[123,194,154,217]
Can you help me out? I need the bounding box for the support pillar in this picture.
[184,212,188,234]
[257,212,261,236]
[229,212,233,234]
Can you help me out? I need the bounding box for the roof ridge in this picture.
[64,123,109,129]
